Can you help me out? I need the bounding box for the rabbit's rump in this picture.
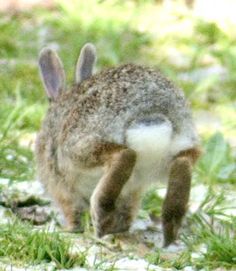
[126,120,172,185]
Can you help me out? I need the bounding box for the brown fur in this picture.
[162,147,200,246]
[90,148,136,237]
[176,147,202,164]
[36,43,201,246]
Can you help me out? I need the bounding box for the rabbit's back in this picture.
[59,64,196,145]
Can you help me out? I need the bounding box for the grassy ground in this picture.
[0,0,235,270]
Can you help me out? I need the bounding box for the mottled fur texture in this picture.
[36,43,201,246]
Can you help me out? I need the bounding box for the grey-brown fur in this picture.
[36,43,201,246]
[75,43,96,84]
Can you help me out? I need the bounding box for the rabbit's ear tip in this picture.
[82,43,96,55]
[39,47,57,59]
[39,47,52,55]
[83,42,96,50]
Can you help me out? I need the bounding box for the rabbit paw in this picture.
[91,203,131,237]
[162,214,182,247]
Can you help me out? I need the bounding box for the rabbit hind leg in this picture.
[90,147,137,237]
[162,147,201,247]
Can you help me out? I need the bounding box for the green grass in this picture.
[146,194,236,270]
[185,189,236,269]
[0,92,39,182]
[142,189,163,218]
[187,215,236,269]
[0,220,86,269]
[196,132,236,185]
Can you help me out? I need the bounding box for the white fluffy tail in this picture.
[126,122,172,156]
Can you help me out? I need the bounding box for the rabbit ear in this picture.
[38,48,66,100]
[75,43,96,84]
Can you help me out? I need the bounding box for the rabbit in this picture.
[35,42,201,247]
